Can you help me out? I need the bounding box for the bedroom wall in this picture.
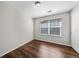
[71,4,79,53]
[34,12,71,46]
[0,2,33,57]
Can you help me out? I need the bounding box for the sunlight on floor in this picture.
[38,44,64,58]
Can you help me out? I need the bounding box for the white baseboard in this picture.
[35,39,71,47]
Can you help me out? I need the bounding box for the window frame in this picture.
[40,18,62,36]
[40,20,49,35]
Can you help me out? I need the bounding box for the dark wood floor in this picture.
[1,39,79,58]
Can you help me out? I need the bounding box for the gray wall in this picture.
[71,4,79,53]
[34,12,71,46]
[0,2,33,57]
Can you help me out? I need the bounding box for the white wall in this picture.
[0,2,33,57]
[71,4,79,53]
[34,12,71,46]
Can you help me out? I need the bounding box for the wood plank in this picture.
[1,39,79,58]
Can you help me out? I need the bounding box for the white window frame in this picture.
[50,25,62,36]
[40,20,49,35]
[40,18,62,36]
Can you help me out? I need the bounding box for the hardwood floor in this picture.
[1,39,79,58]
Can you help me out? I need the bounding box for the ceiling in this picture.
[1,1,79,18]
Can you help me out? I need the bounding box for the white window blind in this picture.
[40,20,48,35]
[40,18,62,36]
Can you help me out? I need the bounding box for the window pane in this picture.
[50,19,61,27]
[40,20,48,28]
[50,27,60,35]
[41,28,48,34]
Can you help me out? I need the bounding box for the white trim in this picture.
[48,21,50,35]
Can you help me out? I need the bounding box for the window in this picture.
[40,18,62,36]
[50,19,61,36]
[40,20,49,35]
